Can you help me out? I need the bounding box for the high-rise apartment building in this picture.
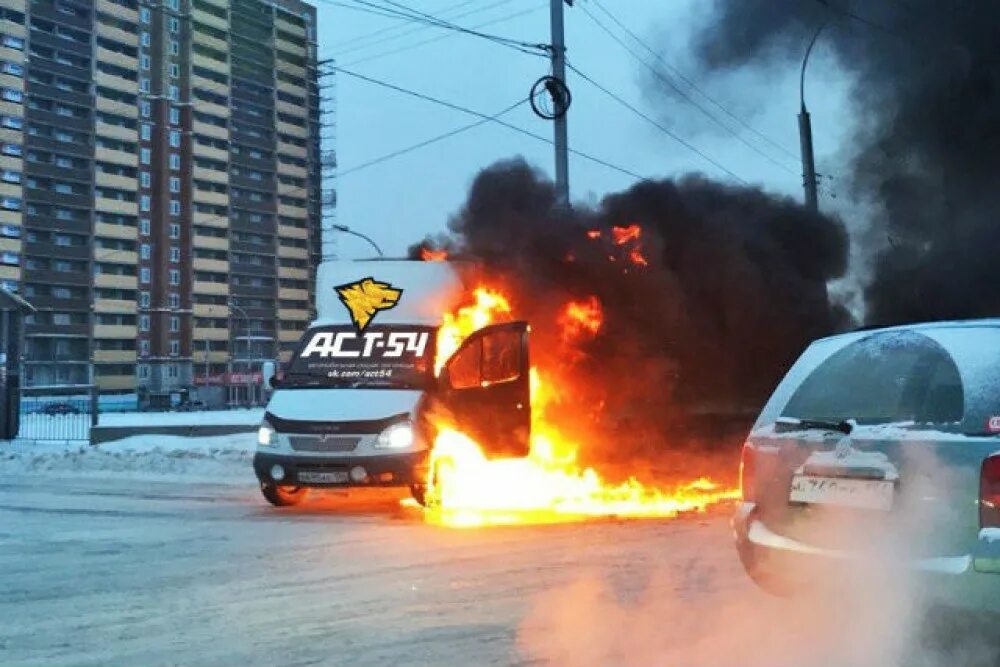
[0,0,322,406]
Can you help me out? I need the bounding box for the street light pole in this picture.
[799,22,825,213]
[549,0,570,205]
[329,224,383,257]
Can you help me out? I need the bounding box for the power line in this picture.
[333,0,479,52]
[589,0,800,163]
[337,97,530,177]
[565,62,746,184]
[331,66,646,180]
[579,2,796,176]
[325,4,548,67]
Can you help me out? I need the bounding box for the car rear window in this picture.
[781,330,964,429]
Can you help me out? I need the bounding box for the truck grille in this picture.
[289,436,362,453]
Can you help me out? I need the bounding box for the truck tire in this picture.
[260,482,308,507]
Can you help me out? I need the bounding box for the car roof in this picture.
[816,318,1000,346]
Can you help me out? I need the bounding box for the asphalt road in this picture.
[2,474,997,667]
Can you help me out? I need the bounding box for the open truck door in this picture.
[436,321,531,458]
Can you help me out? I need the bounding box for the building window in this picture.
[141,32,150,47]
[141,124,151,141]
[140,194,151,212]
[169,107,180,125]
[170,316,179,332]
[138,361,149,375]
[170,200,180,215]
[169,0,179,10]
[140,6,150,22]
[140,148,151,165]
[170,246,180,262]
[169,177,180,193]
[140,267,150,284]
[169,269,180,285]
[169,63,179,79]
[139,78,150,93]
[168,85,179,101]
[140,243,150,260]
[139,291,150,307]
[169,292,179,308]
[140,100,151,118]
[1,115,20,130]
[169,130,180,147]
[1,62,23,77]
[1,35,24,50]
[170,40,179,56]
[2,88,22,103]
[140,172,151,188]
[140,218,150,235]
[1,143,21,156]
[140,54,150,70]
[139,314,150,331]
[169,17,179,33]
[169,223,180,239]
[169,153,180,170]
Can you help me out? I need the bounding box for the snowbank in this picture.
[98,408,265,427]
[0,433,256,484]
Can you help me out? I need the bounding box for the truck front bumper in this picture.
[253,450,429,488]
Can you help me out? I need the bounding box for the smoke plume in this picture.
[412,158,848,457]
[690,0,1000,324]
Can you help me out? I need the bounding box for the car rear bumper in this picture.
[733,502,1000,614]
[253,450,428,488]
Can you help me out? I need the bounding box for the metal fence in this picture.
[19,388,97,442]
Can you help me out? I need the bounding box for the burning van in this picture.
[253,259,531,506]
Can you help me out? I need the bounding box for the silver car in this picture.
[734,319,1000,614]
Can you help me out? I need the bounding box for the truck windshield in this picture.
[280,324,436,390]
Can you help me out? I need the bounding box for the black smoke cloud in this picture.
[411,159,848,454]
[691,0,1000,324]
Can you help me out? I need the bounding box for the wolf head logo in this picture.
[335,277,403,331]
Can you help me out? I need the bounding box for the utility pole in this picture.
[550,0,569,204]
[799,23,824,213]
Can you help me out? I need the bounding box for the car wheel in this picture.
[260,482,308,507]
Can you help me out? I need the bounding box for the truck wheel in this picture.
[260,482,308,507]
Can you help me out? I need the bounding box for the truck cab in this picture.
[253,259,530,506]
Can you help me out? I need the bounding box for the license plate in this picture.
[298,470,349,484]
[789,475,895,511]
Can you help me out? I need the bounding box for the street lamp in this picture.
[328,224,383,257]
[798,22,826,213]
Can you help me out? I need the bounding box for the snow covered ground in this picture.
[2,437,998,666]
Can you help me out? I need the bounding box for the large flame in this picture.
[421,285,739,527]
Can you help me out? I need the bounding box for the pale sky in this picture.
[316,1,855,259]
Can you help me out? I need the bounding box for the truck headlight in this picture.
[375,421,414,449]
[258,421,276,446]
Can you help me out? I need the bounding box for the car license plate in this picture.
[298,471,349,484]
[789,475,895,511]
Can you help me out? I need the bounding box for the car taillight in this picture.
[739,442,756,503]
[980,454,1000,528]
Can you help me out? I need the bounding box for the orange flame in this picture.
[420,247,449,262]
[586,229,602,240]
[611,224,641,245]
[558,296,603,343]
[421,287,738,527]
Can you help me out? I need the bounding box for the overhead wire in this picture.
[578,2,796,177]
[565,62,746,184]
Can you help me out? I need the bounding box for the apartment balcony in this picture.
[278,162,307,179]
[193,257,229,273]
[95,222,138,240]
[278,329,302,343]
[193,120,229,142]
[95,71,138,96]
[194,99,231,119]
[192,165,229,184]
[96,197,138,216]
[1,15,25,38]
[192,51,229,75]
[0,46,24,65]
[93,350,137,363]
[96,46,138,71]
[193,327,229,341]
[275,100,307,118]
[192,7,228,31]
[24,241,90,261]
[278,245,308,260]
[193,141,228,163]
[278,308,309,321]
[96,121,138,143]
[193,29,229,53]
[27,323,88,337]
[96,0,138,22]
[193,210,228,228]
[0,265,18,281]
[95,146,139,167]
[95,250,138,265]
[193,190,229,207]
[96,171,138,191]
[95,374,136,391]
[193,234,228,251]
[0,237,20,254]
[94,274,138,290]
[276,121,308,140]
[94,298,136,314]
[278,287,308,301]
[276,203,307,219]
[277,266,308,281]
[96,22,139,47]
[193,280,228,296]
[193,303,228,317]
[193,349,230,364]
[276,59,306,80]
[276,142,307,159]
[96,95,139,119]
[0,73,23,92]
[93,324,137,339]
[0,181,20,199]
[276,79,307,98]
